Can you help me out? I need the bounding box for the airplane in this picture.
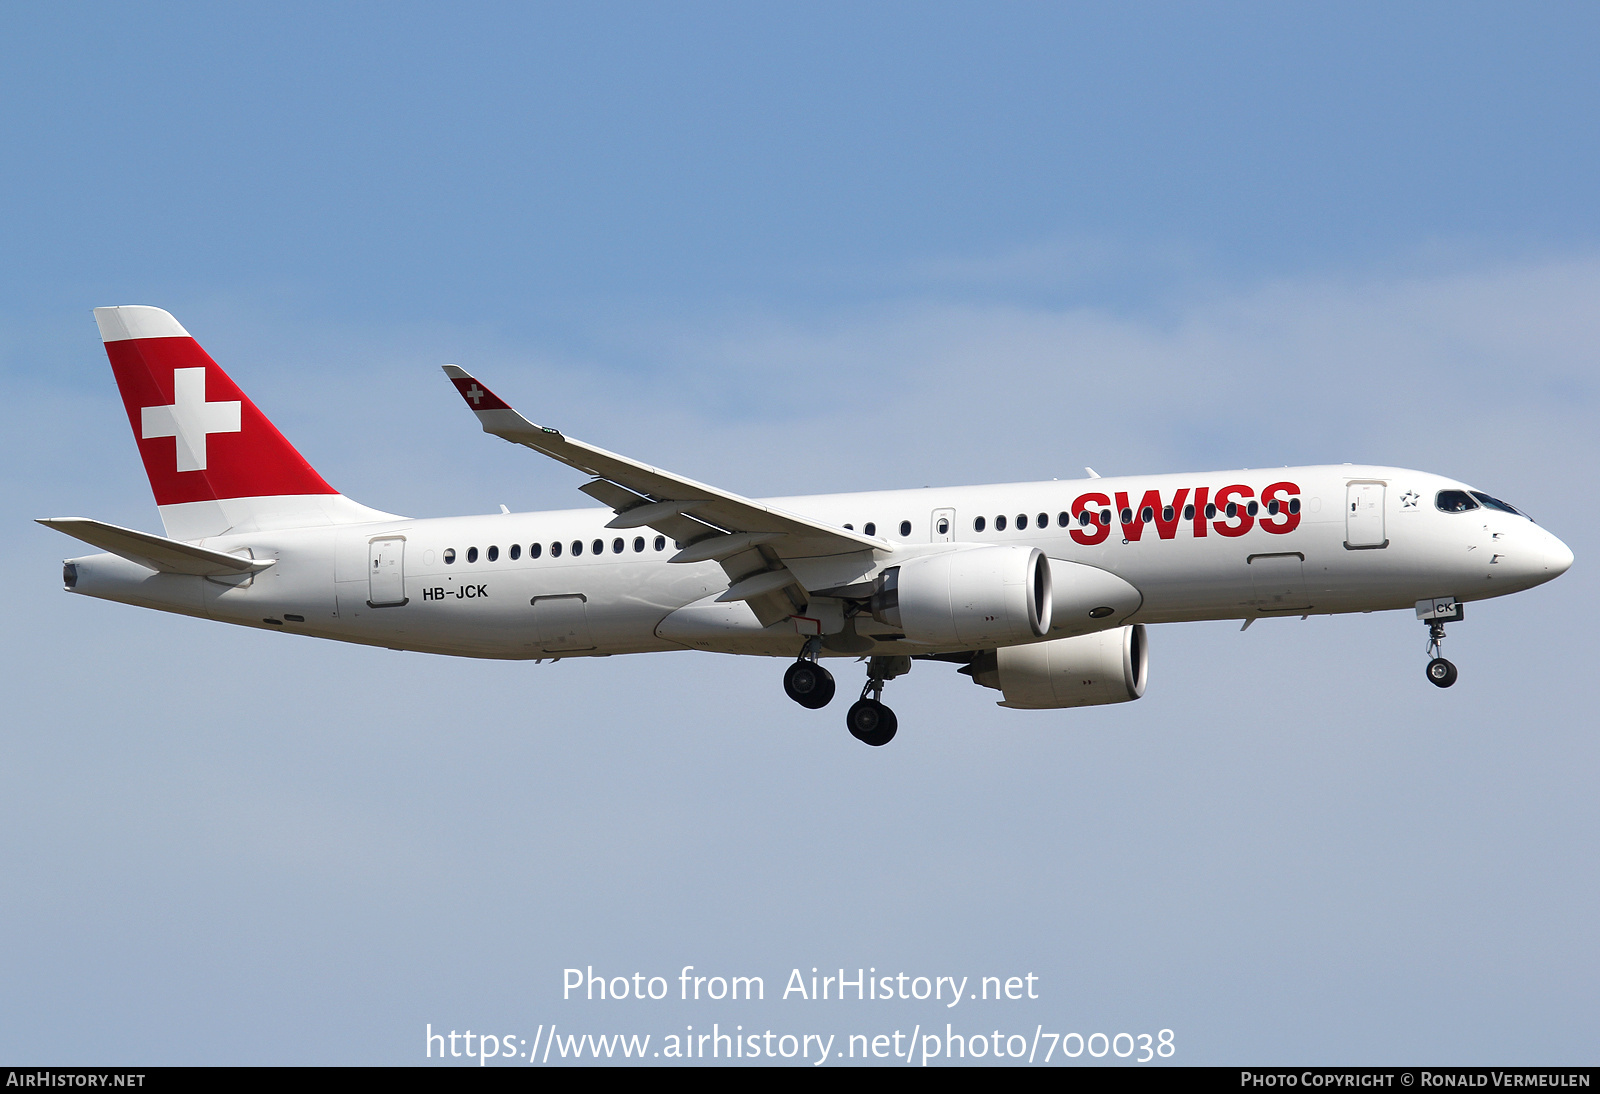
[41,306,1575,746]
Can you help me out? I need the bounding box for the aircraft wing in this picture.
[442,366,889,625]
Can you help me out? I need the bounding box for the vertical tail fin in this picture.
[95,306,399,540]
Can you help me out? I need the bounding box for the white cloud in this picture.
[559,255,1599,507]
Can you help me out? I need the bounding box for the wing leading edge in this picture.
[441,365,890,626]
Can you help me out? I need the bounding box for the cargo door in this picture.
[367,537,408,607]
[1248,552,1311,612]
[532,594,594,652]
[1345,482,1387,549]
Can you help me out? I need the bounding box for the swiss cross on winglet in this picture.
[443,367,511,411]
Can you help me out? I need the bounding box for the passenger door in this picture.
[1345,482,1387,549]
[367,537,408,607]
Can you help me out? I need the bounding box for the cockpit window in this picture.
[1435,490,1478,513]
[1470,491,1525,517]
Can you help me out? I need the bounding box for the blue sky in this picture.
[2,3,1596,1065]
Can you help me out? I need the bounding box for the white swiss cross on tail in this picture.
[141,367,242,472]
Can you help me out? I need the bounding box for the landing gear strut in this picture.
[1424,620,1458,689]
[783,636,835,709]
[847,656,910,746]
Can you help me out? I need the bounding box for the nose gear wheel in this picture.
[1426,657,1458,688]
[1423,619,1458,688]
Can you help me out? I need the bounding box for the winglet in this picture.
[442,364,513,411]
[441,365,556,447]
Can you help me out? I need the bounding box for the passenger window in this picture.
[1225,503,1237,518]
[1140,506,1154,523]
[1184,505,1194,521]
[1267,500,1280,516]
[1289,498,1301,515]
[936,518,949,535]
[1058,511,1069,527]
[654,536,666,551]
[1246,500,1259,517]
[1120,508,1133,524]
[864,522,876,536]
[899,520,911,537]
[593,539,604,555]
[572,540,583,556]
[487,545,499,562]
[1205,503,1217,519]
[844,523,854,530]
[467,546,479,563]
[1036,512,1047,528]
[974,516,986,532]
[1016,513,1027,529]
[1162,506,1174,522]
[551,541,562,558]
[1100,509,1112,525]
[510,544,520,560]
[612,538,624,554]
[633,537,645,552]
[530,543,542,559]
[1078,511,1092,527]
[1435,490,1479,513]
[443,548,456,564]
[996,515,1007,531]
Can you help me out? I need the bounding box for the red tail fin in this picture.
[97,306,336,504]
[95,306,396,539]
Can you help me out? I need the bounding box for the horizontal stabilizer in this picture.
[37,517,276,576]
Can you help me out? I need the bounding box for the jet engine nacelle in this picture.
[870,545,1052,647]
[967,624,1148,709]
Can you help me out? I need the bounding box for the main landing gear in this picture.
[780,645,910,746]
[846,656,911,747]
[1424,620,1458,689]
[783,637,836,709]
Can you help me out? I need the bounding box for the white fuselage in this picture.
[62,465,1572,661]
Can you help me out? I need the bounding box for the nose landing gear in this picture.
[1418,598,1464,689]
[783,636,836,709]
[1426,651,1458,688]
[846,656,910,746]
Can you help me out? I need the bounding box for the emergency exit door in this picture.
[368,537,408,607]
[931,508,956,542]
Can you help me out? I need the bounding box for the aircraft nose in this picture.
[1540,529,1575,578]
[1516,525,1574,585]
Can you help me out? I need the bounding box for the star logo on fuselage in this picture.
[1400,490,1420,508]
